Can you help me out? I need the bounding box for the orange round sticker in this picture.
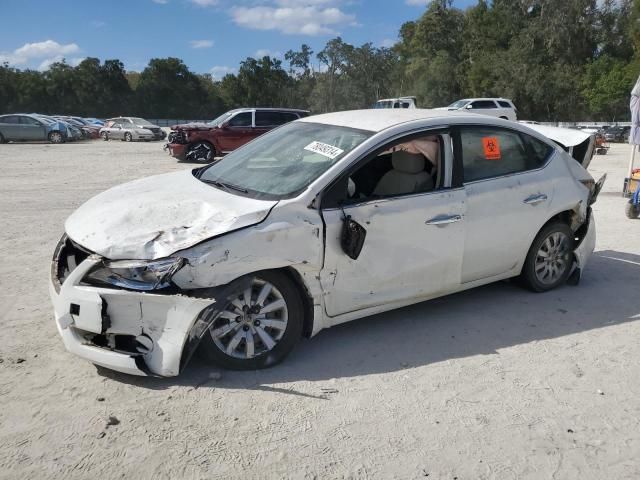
[482,137,501,160]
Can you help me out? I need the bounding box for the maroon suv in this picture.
[166,108,309,162]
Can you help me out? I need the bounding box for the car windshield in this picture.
[207,112,234,126]
[374,101,394,109]
[198,122,372,200]
[448,100,470,109]
[131,117,154,126]
[35,116,55,124]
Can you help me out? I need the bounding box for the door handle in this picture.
[523,194,548,205]
[426,214,463,226]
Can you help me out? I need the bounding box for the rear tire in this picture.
[520,222,574,292]
[626,201,640,219]
[48,131,64,144]
[198,271,304,370]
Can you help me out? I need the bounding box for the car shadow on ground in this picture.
[98,250,640,394]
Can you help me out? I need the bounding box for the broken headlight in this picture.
[84,257,185,291]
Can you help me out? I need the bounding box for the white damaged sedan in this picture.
[50,110,604,376]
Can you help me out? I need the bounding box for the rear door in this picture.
[0,115,22,140]
[455,125,556,283]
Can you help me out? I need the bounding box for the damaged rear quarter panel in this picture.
[171,201,325,291]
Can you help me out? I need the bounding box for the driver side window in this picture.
[326,132,446,207]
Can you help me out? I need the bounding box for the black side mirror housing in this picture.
[341,215,367,260]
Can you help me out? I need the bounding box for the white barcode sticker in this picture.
[304,141,344,159]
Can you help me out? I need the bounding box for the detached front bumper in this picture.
[50,253,215,377]
[166,142,187,160]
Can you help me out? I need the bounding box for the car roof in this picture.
[298,109,478,132]
[229,108,310,113]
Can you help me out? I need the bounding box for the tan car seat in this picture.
[373,150,433,196]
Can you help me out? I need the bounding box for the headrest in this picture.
[392,150,425,174]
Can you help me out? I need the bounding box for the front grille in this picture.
[149,127,161,134]
[52,235,92,288]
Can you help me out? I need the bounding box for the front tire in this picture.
[186,141,215,163]
[626,201,640,219]
[520,222,574,292]
[48,131,64,144]
[198,271,304,370]
[101,131,109,141]
[124,132,133,142]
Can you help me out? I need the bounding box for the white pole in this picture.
[629,144,637,179]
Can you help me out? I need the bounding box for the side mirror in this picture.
[465,104,473,109]
[220,122,229,129]
[340,214,367,260]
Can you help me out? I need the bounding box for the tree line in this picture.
[1,0,639,122]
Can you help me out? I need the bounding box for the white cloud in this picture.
[0,40,81,68]
[405,0,426,5]
[254,49,282,58]
[230,5,356,35]
[90,20,106,28]
[210,65,236,79]
[191,0,218,6]
[39,56,85,71]
[152,0,169,4]
[380,38,396,48]
[190,39,214,49]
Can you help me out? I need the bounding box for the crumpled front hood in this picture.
[173,122,214,131]
[65,169,277,260]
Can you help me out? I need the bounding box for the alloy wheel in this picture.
[50,132,63,144]
[534,231,571,285]
[187,142,213,162]
[209,278,289,359]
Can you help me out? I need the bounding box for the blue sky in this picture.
[0,0,476,77]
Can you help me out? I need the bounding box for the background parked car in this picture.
[166,108,309,162]
[604,126,630,143]
[373,97,417,109]
[438,98,518,121]
[0,113,68,143]
[101,117,165,142]
[100,117,165,142]
[54,116,101,139]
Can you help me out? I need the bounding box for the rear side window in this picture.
[470,100,498,109]
[255,111,298,127]
[498,101,512,108]
[459,127,545,182]
[525,135,554,165]
[228,112,252,127]
[0,115,21,124]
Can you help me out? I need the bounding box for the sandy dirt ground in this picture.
[0,138,639,480]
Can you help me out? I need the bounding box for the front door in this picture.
[455,125,557,283]
[218,111,254,152]
[319,130,466,317]
[19,116,46,140]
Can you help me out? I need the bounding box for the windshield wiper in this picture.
[203,179,249,194]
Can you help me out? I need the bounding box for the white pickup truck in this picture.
[373,97,417,109]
